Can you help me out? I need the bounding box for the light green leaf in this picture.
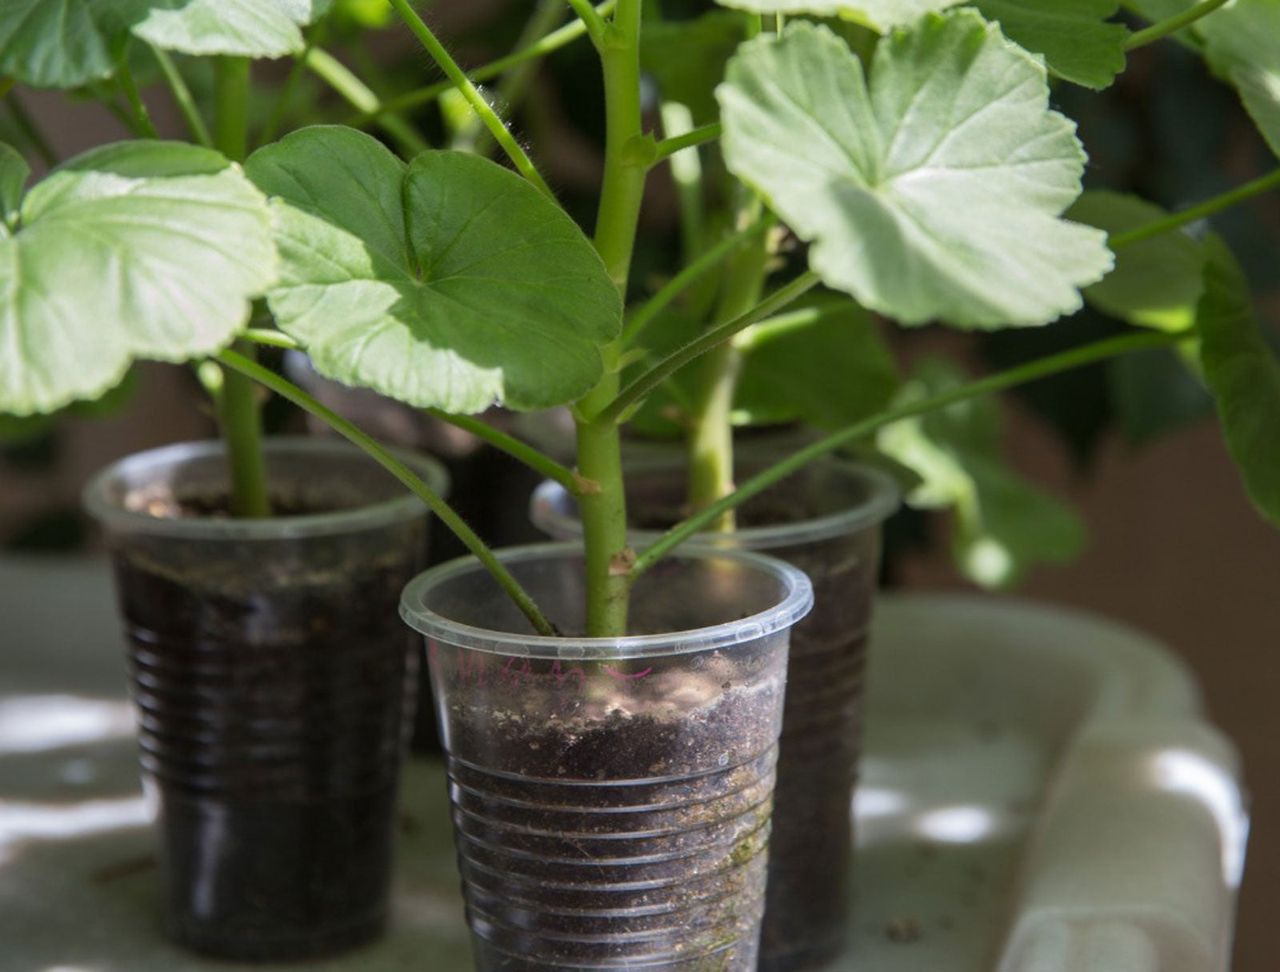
[718,15,1113,330]
[878,359,1085,586]
[716,0,962,30]
[0,142,29,234]
[0,141,276,416]
[1068,190,1205,331]
[733,297,900,428]
[246,126,621,415]
[1197,0,1280,159]
[642,12,749,123]
[973,0,1128,90]
[133,0,332,58]
[1195,234,1280,528]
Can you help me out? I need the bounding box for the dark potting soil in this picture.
[436,647,785,971]
[109,492,423,960]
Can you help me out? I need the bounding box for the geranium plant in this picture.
[0,0,1276,638]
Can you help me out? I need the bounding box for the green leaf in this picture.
[718,15,1113,330]
[1068,190,1206,331]
[0,141,276,416]
[0,0,331,88]
[715,0,962,31]
[133,0,332,58]
[733,297,900,428]
[642,12,749,123]
[246,126,621,415]
[0,142,29,234]
[1109,346,1213,447]
[1195,235,1280,528]
[1197,0,1280,159]
[973,0,1128,90]
[0,0,145,88]
[878,358,1085,586]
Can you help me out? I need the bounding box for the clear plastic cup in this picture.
[400,543,813,971]
[531,458,900,969]
[84,437,448,960]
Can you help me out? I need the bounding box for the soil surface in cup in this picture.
[110,491,421,960]
[434,642,786,971]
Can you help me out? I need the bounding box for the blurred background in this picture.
[0,1,1277,968]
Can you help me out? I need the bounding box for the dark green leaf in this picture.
[1109,346,1213,447]
[1197,0,1280,159]
[247,126,621,414]
[1195,234,1280,527]
[734,297,900,429]
[1068,190,1206,331]
[973,0,1128,90]
[642,12,748,123]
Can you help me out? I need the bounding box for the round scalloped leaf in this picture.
[1197,0,1280,160]
[246,127,621,415]
[0,141,276,416]
[133,0,333,58]
[717,15,1112,329]
[1068,190,1205,332]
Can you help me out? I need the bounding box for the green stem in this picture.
[215,342,271,518]
[150,46,211,147]
[388,0,553,197]
[261,23,323,147]
[216,349,555,635]
[1110,169,1280,249]
[685,217,770,529]
[621,217,770,347]
[593,271,821,431]
[305,49,430,157]
[651,122,722,164]
[118,62,160,139]
[1125,0,1230,50]
[631,331,1180,578]
[423,408,589,497]
[5,92,57,167]
[347,1,616,127]
[453,0,563,155]
[211,58,270,518]
[565,0,609,44]
[575,0,647,636]
[659,102,707,289]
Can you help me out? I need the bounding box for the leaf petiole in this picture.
[216,348,557,636]
[1109,169,1280,249]
[629,331,1183,579]
[1125,0,1231,51]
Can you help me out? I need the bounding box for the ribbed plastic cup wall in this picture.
[400,543,813,970]
[531,458,899,970]
[84,438,447,960]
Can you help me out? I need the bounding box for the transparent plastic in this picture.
[531,458,900,970]
[400,543,812,971]
[84,437,448,960]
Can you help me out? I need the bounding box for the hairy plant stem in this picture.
[305,49,429,157]
[347,1,616,127]
[1126,0,1230,50]
[1110,169,1280,248]
[423,408,588,497]
[631,331,1181,578]
[216,350,555,635]
[685,221,770,531]
[576,0,646,636]
[389,0,553,197]
[211,58,269,518]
